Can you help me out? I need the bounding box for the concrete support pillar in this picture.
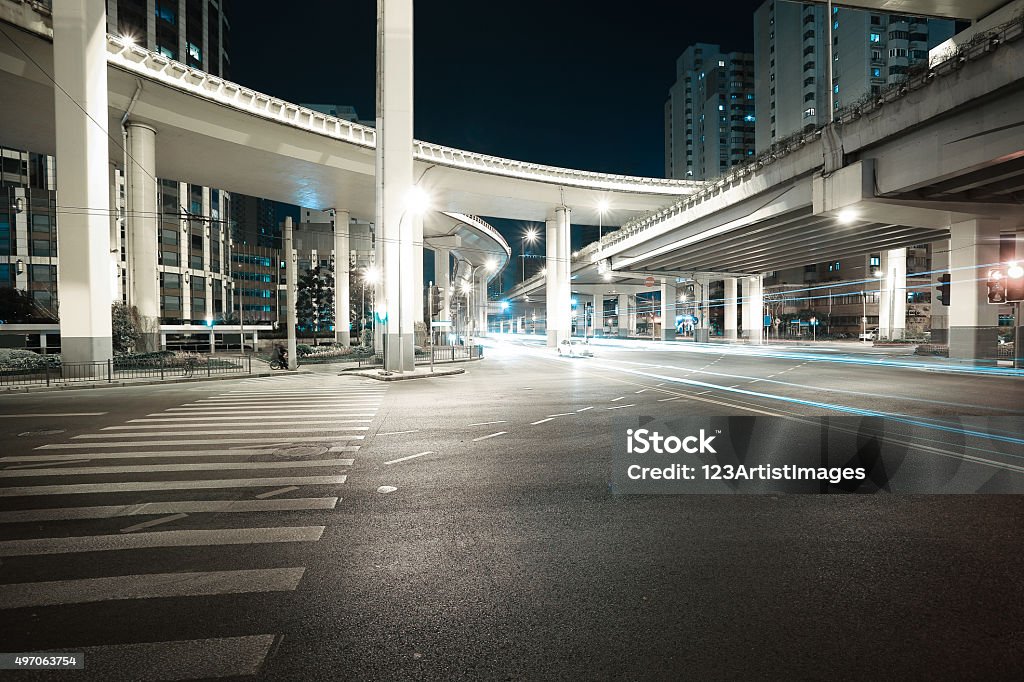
[592,294,602,336]
[477,275,488,336]
[108,163,120,303]
[517,316,524,334]
[629,294,639,337]
[930,240,950,344]
[949,219,1000,363]
[545,209,572,347]
[413,212,424,323]
[334,210,351,345]
[724,277,738,339]
[743,275,764,344]
[617,293,629,338]
[53,0,113,363]
[125,123,160,352]
[375,0,415,372]
[284,216,298,369]
[695,277,710,342]
[878,248,907,340]
[660,281,676,341]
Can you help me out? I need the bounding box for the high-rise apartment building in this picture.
[753,0,954,152]
[664,44,756,180]
[108,0,230,77]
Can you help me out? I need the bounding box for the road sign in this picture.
[644,276,655,287]
[763,315,772,327]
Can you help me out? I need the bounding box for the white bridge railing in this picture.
[105,35,700,196]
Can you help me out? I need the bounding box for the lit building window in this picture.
[870,33,881,42]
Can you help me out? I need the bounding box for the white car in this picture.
[558,339,594,357]
[858,328,879,341]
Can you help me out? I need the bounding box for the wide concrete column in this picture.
[930,240,950,344]
[878,248,907,340]
[724,277,738,339]
[333,210,351,345]
[53,0,113,363]
[743,275,764,344]
[660,280,676,341]
[125,123,159,351]
[592,294,602,335]
[617,293,629,338]
[375,0,416,372]
[949,219,1000,363]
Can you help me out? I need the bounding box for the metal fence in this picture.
[0,354,252,387]
[355,345,483,368]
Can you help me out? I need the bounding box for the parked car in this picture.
[858,328,879,341]
[557,339,594,357]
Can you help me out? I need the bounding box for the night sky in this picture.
[230,0,768,291]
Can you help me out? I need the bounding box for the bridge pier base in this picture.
[617,294,629,338]
[545,207,571,346]
[742,275,763,344]
[949,219,1000,364]
[660,281,676,341]
[879,248,907,341]
[334,209,351,346]
[724,277,738,340]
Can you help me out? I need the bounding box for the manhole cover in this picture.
[18,429,66,437]
[272,444,329,459]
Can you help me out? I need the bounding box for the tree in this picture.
[296,266,334,344]
[111,303,142,355]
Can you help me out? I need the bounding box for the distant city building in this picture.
[108,0,230,77]
[664,44,755,180]
[753,0,954,151]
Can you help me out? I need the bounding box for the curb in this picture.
[0,371,274,394]
[342,367,466,381]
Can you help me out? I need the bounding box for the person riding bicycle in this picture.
[273,344,288,367]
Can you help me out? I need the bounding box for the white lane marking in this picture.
[0,459,354,478]
[0,498,338,523]
[328,445,360,453]
[611,396,624,402]
[255,486,300,499]
[546,413,575,418]
[130,414,375,422]
[384,451,434,465]
[0,476,347,498]
[468,420,508,427]
[76,635,275,680]
[39,436,365,449]
[0,526,325,557]
[0,568,306,610]
[576,406,594,412]
[531,418,554,425]
[164,405,378,412]
[120,513,189,534]
[658,396,681,402]
[606,404,635,410]
[377,486,398,494]
[473,431,507,441]
[104,420,371,430]
[375,430,419,436]
[635,389,648,394]
[184,399,382,405]
[3,450,287,462]
[5,458,91,470]
[75,427,369,438]
[0,413,107,418]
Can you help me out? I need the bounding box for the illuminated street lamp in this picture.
[597,199,610,241]
[522,228,539,283]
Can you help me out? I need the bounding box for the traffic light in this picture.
[1006,262,1024,302]
[936,274,950,306]
[986,269,1006,304]
[430,285,443,317]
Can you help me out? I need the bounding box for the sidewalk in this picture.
[0,369,276,394]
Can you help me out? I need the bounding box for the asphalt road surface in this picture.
[0,337,1021,680]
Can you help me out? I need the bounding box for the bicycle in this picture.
[269,357,298,370]
[182,357,199,378]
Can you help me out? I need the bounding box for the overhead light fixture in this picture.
[837,209,858,224]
